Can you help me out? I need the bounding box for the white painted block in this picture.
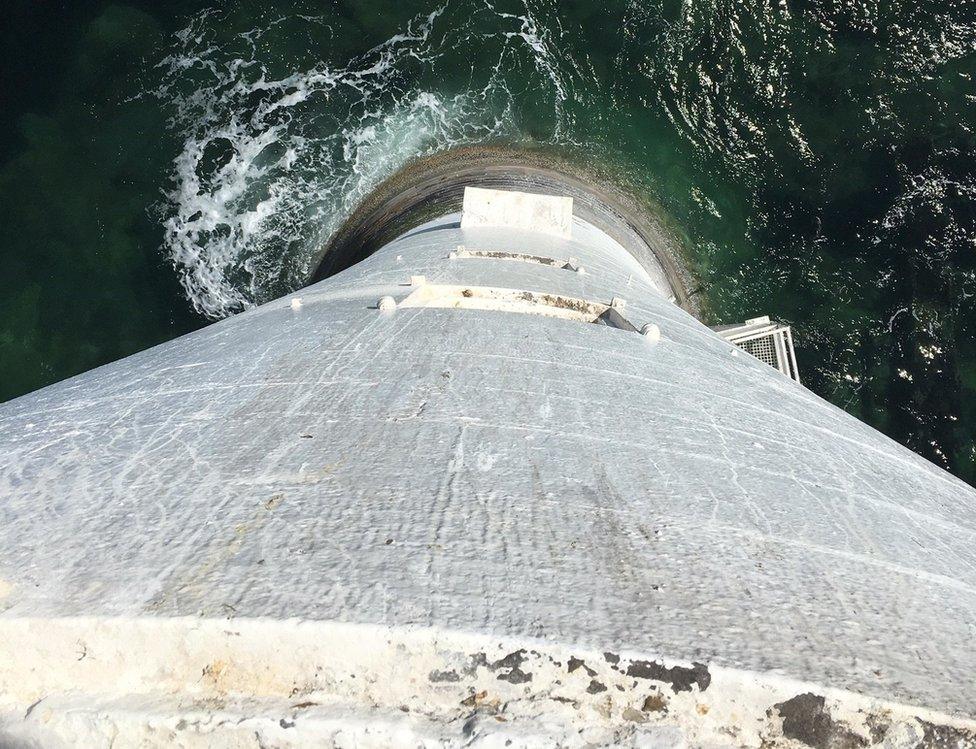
[461,186,573,239]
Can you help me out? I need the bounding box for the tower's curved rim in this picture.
[308,144,701,318]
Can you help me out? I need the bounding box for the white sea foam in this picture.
[152,1,584,319]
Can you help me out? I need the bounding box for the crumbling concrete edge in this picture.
[0,617,972,747]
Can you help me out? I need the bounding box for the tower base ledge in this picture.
[1,617,971,748]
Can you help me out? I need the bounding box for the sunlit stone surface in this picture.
[1,198,974,747]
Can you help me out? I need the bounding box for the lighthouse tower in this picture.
[0,185,974,748]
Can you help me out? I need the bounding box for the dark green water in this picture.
[2,0,975,484]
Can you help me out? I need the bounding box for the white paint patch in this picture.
[461,187,573,238]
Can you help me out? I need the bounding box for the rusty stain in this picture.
[461,690,488,707]
[642,693,668,712]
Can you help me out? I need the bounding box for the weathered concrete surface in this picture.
[1,213,975,746]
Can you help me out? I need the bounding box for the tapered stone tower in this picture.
[0,185,974,747]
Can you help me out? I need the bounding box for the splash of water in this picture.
[152,0,588,319]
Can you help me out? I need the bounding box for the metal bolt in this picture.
[641,323,661,343]
[377,296,397,312]
[290,298,303,311]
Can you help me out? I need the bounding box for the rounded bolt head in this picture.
[640,323,661,343]
[290,298,303,311]
[377,296,397,312]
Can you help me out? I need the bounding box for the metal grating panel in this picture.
[740,335,777,369]
[713,316,801,383]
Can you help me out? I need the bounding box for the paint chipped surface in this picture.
[0,619,973,747]
[774,693,867,748]
[625,658,711,693]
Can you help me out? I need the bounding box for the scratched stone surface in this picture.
[1,213,974,724]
